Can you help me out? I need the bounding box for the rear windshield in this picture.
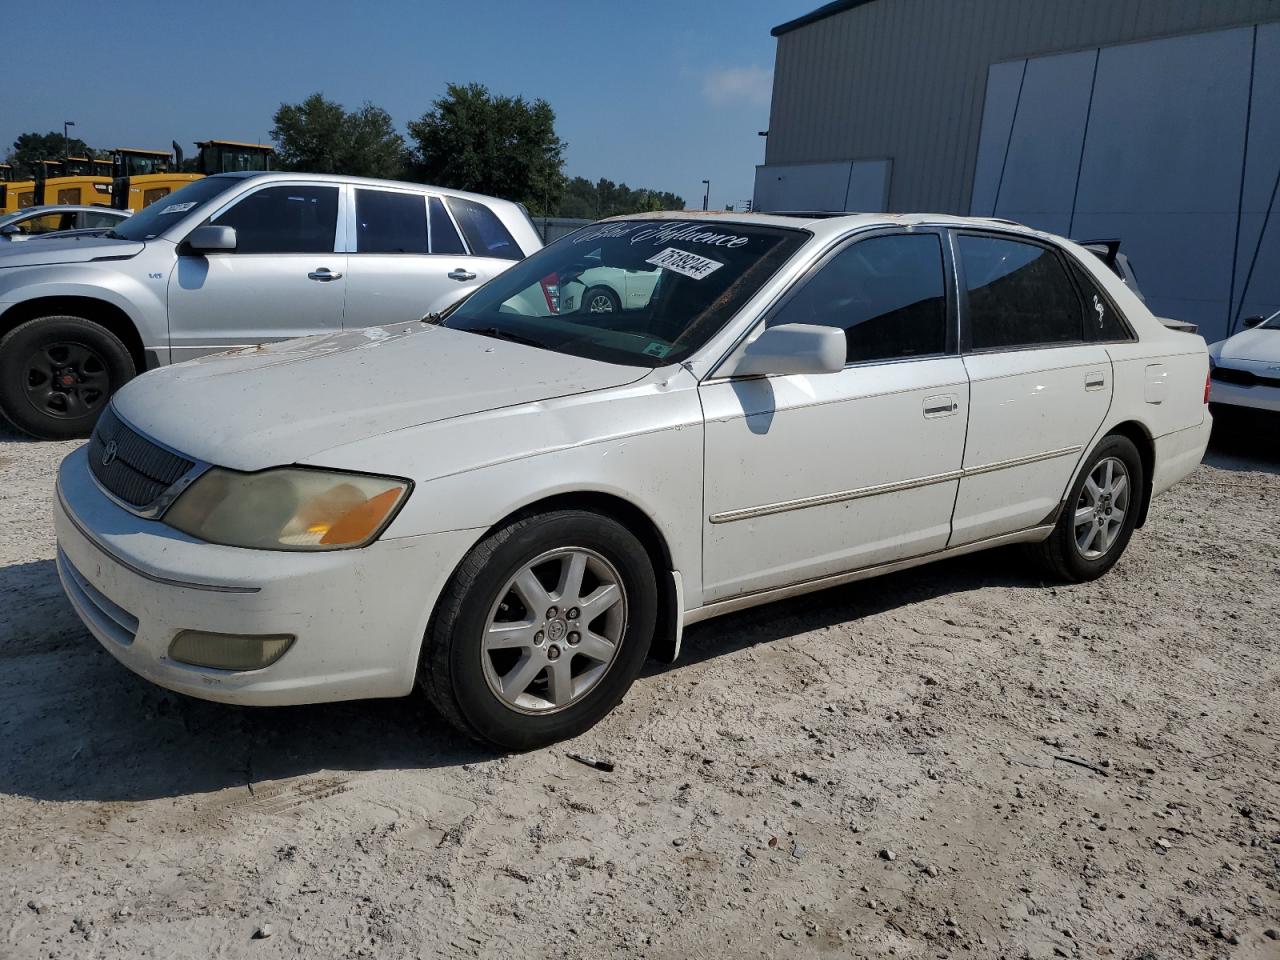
[108,176,241,241]
[441,220,806,367]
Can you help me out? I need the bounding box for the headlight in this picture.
[163,467,411,551]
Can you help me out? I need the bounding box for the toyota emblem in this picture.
[101,439,118,467]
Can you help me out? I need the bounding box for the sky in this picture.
[6,0,818,210]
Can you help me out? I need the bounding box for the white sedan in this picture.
[1208,309,1280,413]
[54,212,1212,750]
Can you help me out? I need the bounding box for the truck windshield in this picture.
[441,220,806,367]
[109,177,241,241]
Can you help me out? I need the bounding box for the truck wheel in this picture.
[0,315,135,440]
[420,509,657,750]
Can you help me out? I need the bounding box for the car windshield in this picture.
[107,176,243,241]
[440,219,806,367]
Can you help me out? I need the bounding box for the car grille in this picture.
[1211,366,1280,389]
[87,406,195,510]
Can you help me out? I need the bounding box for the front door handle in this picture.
[923,394,959,418]
[307,268,342,281]
[448,268,477,281]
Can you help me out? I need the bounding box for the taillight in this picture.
[1204,369,1211,404]
[540,273,560,314]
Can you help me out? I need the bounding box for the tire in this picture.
[421,509,657,750]
[0,315,135,440]
[579,286,620,315]
[1031,434,1144,583]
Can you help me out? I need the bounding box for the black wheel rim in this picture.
[23,341,111,420]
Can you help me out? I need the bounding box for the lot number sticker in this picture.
[646,247,725,280]
[158,201,198,215]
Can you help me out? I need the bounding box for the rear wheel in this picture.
[0,315,135,439]
[1031,434,1144,582]
[580,286,620,315]
[421,510,657,750]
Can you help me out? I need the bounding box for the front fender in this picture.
[0,264,167,350]
[306,368,709,605]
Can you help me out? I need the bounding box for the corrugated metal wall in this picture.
[765,0,1280,213]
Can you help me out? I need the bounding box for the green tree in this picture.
[407,83,566,215]
[6,131,93,178]
[558,176,684,218]
[271,93,407,179]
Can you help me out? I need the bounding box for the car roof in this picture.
[209,171,523,210]
[601,209,1057,243]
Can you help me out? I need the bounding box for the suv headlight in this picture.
[164,467,411,551]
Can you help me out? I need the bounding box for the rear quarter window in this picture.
[448,196,522,261]
[1066,255,1136,342]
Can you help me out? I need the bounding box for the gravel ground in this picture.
[0,415,1277,960]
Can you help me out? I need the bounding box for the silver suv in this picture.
[0,172,541,438]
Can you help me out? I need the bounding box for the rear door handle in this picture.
[923,394,959,418]
[448,268,477,281]
[307,268,342,281]
[1085,371,1106,391]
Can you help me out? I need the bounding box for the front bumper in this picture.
[1208,377,1280,413]
[54,446,478,706]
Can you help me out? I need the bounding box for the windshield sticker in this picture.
[646,247,725,280]
[642,342,672,358]
[572,220,753,249]
[630,222,751,249]
[158,201,198,215]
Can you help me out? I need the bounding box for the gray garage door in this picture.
[972,24,1280,342]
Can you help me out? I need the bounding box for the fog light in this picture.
[168,630,295,671]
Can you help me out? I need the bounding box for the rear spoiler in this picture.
[1077,238,1122,274]
[1157,316,1198,335]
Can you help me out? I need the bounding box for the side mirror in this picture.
[0,224,19,236]
[720,323,845,378]
[185,224,237,253]
[1241,315,1266,329]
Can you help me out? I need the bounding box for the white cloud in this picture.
[702,65,773,107]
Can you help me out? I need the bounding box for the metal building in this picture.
[756,0,1280,340]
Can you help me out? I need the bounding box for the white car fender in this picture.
[307,366,709,605]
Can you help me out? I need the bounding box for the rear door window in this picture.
[428,196,466,254]
[210,185,339,254]
[355,189,428,254]
[958,234,1083,350]
[447,196,522,261]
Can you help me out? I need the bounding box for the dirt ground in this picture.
[0,416,1277,960]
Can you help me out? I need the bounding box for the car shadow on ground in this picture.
[0,545,1040,806]
[1204,411,1280,475]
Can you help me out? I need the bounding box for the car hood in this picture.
[0,234,144,267]
[111,323,649,471]
[1213,327,1280,364]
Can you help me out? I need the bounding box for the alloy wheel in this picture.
[1073,456,1130,560]
[481,547,628,714]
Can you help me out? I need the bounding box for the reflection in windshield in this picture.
[442,220,806,367]
[108,176,241,242]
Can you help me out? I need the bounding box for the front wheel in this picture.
[1031,434,1144,582]
[421,510,657,750]
[0,315,135,439]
